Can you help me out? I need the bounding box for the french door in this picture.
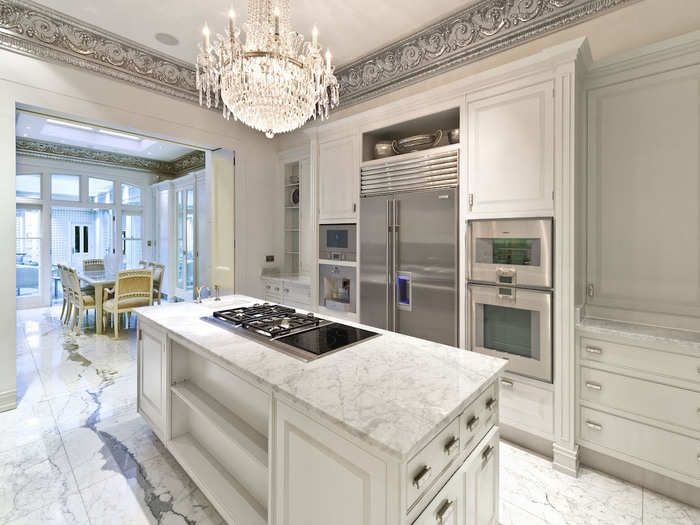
[16,205,45,308]
[176,186,195,299]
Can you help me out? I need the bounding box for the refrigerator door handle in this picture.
[386,199,392,330]
[392,199,399,331]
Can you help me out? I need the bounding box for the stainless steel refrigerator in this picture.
[360,188,458,346]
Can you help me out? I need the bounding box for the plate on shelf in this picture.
[289,187,300,206]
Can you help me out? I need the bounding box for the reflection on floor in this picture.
[4,306,700,524]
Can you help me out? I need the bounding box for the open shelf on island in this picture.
[169,433,267,525]
[172,380,268,467]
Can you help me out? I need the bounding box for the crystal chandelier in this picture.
[196,0,339,138]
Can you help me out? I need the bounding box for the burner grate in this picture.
[213,303,320,338]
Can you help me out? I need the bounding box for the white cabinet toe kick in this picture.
[137,316,502,525]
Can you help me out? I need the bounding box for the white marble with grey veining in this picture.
[135,295,507,459]
[577,317,700,353]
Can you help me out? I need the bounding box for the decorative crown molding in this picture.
[336,0,633,107]
[0,0,197,102]
[0,0,634,111]
[16,137,205,175]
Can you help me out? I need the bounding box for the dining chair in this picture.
[66,267,96,335]
[148,262,166,304]
[57,264,71,325]
[102,269,153,339]
[82,259,105,272]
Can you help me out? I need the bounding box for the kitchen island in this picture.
[135,295,506,525]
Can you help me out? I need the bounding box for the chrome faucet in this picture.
[214,285,221,301]
[194,286,210,303]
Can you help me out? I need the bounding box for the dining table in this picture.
[77,269,119,334]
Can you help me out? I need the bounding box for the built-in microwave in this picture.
[319,224,357,262]
[468,218,552,289]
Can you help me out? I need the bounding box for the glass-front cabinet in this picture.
[176,187,195,298]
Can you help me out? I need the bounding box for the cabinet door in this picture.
[318,136,358,222]
[467,80,554,215]
[274,400,386,525]
[465,428,499,525]
[138,325,167,440]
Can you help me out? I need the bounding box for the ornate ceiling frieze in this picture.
[0,0,197,102]
[16,137,205,176]
[335,0,633,106]
[0,0,634,110]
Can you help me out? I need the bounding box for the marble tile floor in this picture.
[2,306,698,525]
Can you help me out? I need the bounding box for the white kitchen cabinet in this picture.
[137,322,167,440]
[274,399,387,525]
[318,135,358,223]
[466,79,554,215]
[464,429,499,525]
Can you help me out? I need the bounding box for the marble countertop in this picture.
[577,317,700,353]
[135,295,506,460]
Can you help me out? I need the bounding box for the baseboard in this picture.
[552,442,580,477]
[580,446,700,508]
[0,390,17,413]
[500,423,553,459]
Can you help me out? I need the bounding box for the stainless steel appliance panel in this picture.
[468,218,552,289]
[319,224,357,261]
[395,189,458,346]
[469,283,552,382]
[359,196,391,330]
[360,189,458,346]
[319,264,356,313]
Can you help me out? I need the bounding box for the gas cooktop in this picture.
[211,303,378,360]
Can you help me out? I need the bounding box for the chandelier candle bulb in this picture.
[202,23,210,51]
[274,7,280,36]
[228,8,235,36]
[325,49,331,73]
[312,26,318,49]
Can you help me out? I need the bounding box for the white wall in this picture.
[0,49,280,410]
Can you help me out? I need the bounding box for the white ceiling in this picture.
[16,112,196,161]
[37,0,472,66]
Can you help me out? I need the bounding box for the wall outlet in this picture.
[266,255,275,263]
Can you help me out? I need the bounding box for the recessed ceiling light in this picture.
[98,129,141,141]
[46,118,93,131]
[155,32,179,46]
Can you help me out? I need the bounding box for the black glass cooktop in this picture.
[275,323,378,356]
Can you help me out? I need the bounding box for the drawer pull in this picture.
[485,397,498,411]
[444,436,460,456]
[481,444,494,464]
[500,379,514,389]
[436,500,455,524]
[284,288,290,293]
[412,465,432,490]
[466,415,480,431]
[585,382,602,391]
[586,421,603,431]
[585,346,602,355]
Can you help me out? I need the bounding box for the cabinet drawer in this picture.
[500,376,553,439]
[580,367,700,433]
[580,407,700,481]
[459,382,498,455]
[580,336,700,385]
[407,418,460,511]
[412,461,462,525]
[264,294,282,304]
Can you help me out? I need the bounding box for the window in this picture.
[88,177,114,203]
[51,174,80,201]
[16,207,41,297]
[122,184,141,205]
[16,174,41,199]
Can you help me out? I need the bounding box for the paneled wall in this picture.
[585,54,700,330]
